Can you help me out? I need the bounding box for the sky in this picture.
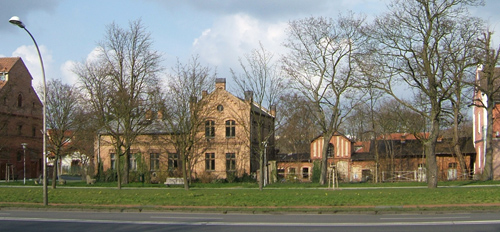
[1,0,500,91]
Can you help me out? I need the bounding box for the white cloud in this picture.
[59,47,102,85]
[12,45,53,88]
[60,60,78,85]
[192,13,287,77]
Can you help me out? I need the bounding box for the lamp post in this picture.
[21,143,27,185]
[9,16,48,206]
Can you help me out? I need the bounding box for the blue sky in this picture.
[1,0,500,90]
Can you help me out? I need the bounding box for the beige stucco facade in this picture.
[97,78,275,182]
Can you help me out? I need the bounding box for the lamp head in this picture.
[21,143,28,149]
[9,16,25,29]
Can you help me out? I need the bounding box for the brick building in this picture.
[472,66,500,180]
[0,57,43,180]
[350,133,475,182]
[310,133,353,181]
[97,78,275,182]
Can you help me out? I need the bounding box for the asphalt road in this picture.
[1,210,500,232]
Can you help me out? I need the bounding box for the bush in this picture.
[198,172,215,184]
[226,171,237,183]
[103,169,117,182]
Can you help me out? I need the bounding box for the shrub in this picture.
[226,171,237,183]
[198,172,215,183]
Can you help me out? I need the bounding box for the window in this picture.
[32,126,36,137]
[225,120,235,138]
[17,93,22,107]
[302,167,309,179]
[17,124,23,135]
[110,153,116,170]
[226,153,236,171]
[448,162,457,169]
[17,151,22,162]
[327,144,334,158]
[205,153,215,171]
[217,104,224,112]
[205,120,215,138]
[168,153,178,170]
[150,153,160,171]
[129,153,139,171]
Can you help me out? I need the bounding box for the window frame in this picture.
[150,153,160,171]
[168,153,179,171]
[225,120,236,138]
[205,120,215,138]
[226,153,236,172]
[110,153,116,170]
[205,153,215,171]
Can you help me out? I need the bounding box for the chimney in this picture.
[157,110,163,120]
[215,78,226,90]
[270,105,276,117]
[145,110,152,120]
[244,90,253,102]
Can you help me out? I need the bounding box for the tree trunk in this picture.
[426,116,440,188]
[123,147,130,185]
[258,149,264,191]
[319,133,334,185]
[116,152,122,190]
[182,152,189,190]
[452,112,467,179]
[483,103,494,180]
[51,156,58,189]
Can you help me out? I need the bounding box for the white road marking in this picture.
[1,217,500,227]
[151,216,223,220]
[381,216,471,220]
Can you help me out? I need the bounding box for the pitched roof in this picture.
[0,57,19,73]
[0,57,21,89]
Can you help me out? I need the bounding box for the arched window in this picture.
[17,93,23,107]
[205,120,215,138]
[327,143,334,158]
[225,120,235,138]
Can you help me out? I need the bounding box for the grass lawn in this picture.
[1,180,500,212]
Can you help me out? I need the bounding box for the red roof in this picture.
[353,141,370,153]
[376,132,430,141]
[0,57,19,72]
[0,57,22,89]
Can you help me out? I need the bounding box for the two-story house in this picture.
[0,57,43,181]
[97,78,276,182]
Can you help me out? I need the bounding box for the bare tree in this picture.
[46,79,81,189]
[276,93,320,154]
[364,0,483,188]
[231,44,284,190]
[161,56,216,190]
[74,19,162,189]
[282,13,367,185]
[474,31,500,180]
[443,16,483,179]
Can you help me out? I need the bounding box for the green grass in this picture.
[1,180,500,212]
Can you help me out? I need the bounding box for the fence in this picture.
[382,170,426,182]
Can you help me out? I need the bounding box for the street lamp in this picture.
[21,143,28,185]
[9,16,48,206]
